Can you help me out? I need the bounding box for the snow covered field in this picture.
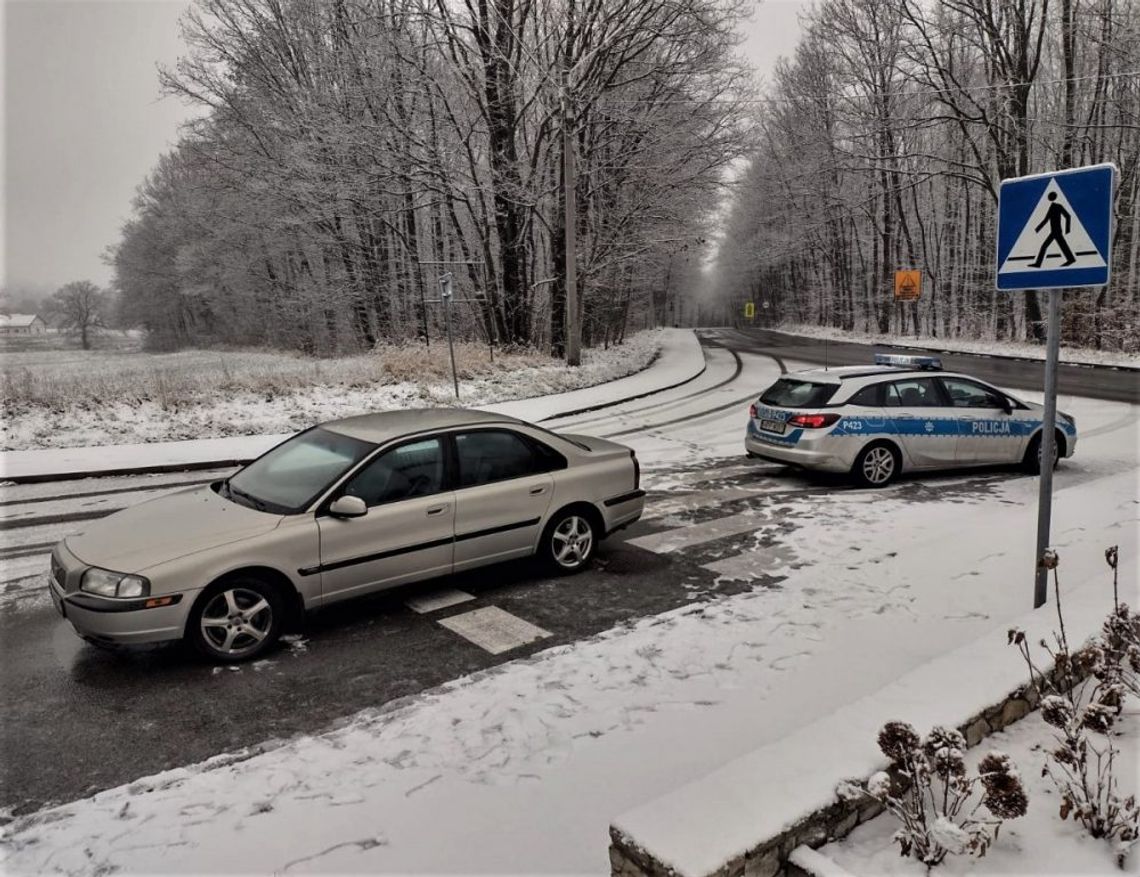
[1,331,663,450]
[3,341,1136,875]
[773,322,1140,369]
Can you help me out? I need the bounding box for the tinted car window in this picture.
[456,430,539,487]
[885,378,944,408]
[760,379,838,408]
[941,377,1005,409]
[847,384,881,406]
[226,427,376,513]
[343,438,444,506]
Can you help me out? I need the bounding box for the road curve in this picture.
[715,327,1139,404]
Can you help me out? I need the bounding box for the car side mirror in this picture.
[999,397,1013,415]
[329,495,368,518]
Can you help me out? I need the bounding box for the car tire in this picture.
[188,576,284,664]
[540,508,599,574]
[1022,432,1061,475]
[852,442,900,488]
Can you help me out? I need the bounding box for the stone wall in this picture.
[608,677,1056,877]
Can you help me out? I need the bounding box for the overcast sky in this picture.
[1,0,808,298]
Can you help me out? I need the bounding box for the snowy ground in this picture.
[2,340,1136,874]
[773,322,1140,369]
[1,331,664,451]
[819,708,1139,875]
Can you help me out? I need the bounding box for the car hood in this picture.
[66,484,283,574]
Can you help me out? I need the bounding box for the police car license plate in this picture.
[760,418,786,435]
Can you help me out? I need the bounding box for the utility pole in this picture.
[562,82,581,366]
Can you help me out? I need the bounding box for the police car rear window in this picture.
[760,379,838,408]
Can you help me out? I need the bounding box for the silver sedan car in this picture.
[49,409,645,662]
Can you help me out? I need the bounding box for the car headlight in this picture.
[80,567,150,598]
[1058,410,1075,428]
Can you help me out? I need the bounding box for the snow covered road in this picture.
[1,331,1137,875]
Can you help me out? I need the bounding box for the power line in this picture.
[603,69,1140,106]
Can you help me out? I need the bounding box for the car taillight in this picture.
[788,413,840,429]
[748,403,758,419]
[630,449,640,489]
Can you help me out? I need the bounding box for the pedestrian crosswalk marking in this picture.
[438,606,551,654]
[998,178,1106,275]
[628,510,765,553]
[405,588,475,614]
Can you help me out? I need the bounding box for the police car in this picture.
[744,354,1077,487]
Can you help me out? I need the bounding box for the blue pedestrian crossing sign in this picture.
[996,163,1115,290]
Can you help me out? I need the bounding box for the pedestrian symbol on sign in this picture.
[1031,193,1075,267]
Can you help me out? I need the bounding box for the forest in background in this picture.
[112,0,751,355]
[713,0,1140,352]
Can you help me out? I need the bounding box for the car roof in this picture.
[788,365,970,384]
[322,408,523,443]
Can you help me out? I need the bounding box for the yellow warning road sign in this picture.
[744,301,756,318]
[895,270,921,301]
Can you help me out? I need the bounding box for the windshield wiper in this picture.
[227,483,270,512]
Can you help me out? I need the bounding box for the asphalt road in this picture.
[720,327,1139,404]
[1,458,811,816]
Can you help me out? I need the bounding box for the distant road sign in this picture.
[997,164,1115,290]
[744,301,756,318]
[894,270,921,301]
[762,301,770,309]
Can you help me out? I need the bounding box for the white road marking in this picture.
[627,510,765,554]
[404,588,476,614]
[438,606,551,655]
[1,553,49,583]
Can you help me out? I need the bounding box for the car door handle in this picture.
[529,486,547,495]
[426,505,450,516]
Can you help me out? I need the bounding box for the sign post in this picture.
[996,163,1115,608]
[439,273,459,399]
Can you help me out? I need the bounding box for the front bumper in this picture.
[50,542,193,646]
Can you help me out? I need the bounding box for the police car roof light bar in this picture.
[874,353,942,370]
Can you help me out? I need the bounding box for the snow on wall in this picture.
[610,571,1135,877]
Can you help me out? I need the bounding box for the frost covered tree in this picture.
[112,0,750,355]
[43,281,106,350]
[713,0,1140,351]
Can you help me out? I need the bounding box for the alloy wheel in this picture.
[199,587,274,659]
[862,446,896,485]
[551,515,594,569]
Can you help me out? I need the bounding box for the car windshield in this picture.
[759,378,838,408]
[223,427,376,514]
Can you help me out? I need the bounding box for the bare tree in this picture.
[44,281,106,350]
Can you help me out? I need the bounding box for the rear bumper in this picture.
[602,489,645,535]
[744,424,854,473]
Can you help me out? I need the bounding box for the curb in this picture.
[2,341,709,485]
[538,348,708,421]
[2,459,259,486]
[765,327,1140,373]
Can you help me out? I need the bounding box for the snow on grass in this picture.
[773,322,1140,368]
[2,392,1135,875]
[1,332,664,451]
[818,708,1140,876]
